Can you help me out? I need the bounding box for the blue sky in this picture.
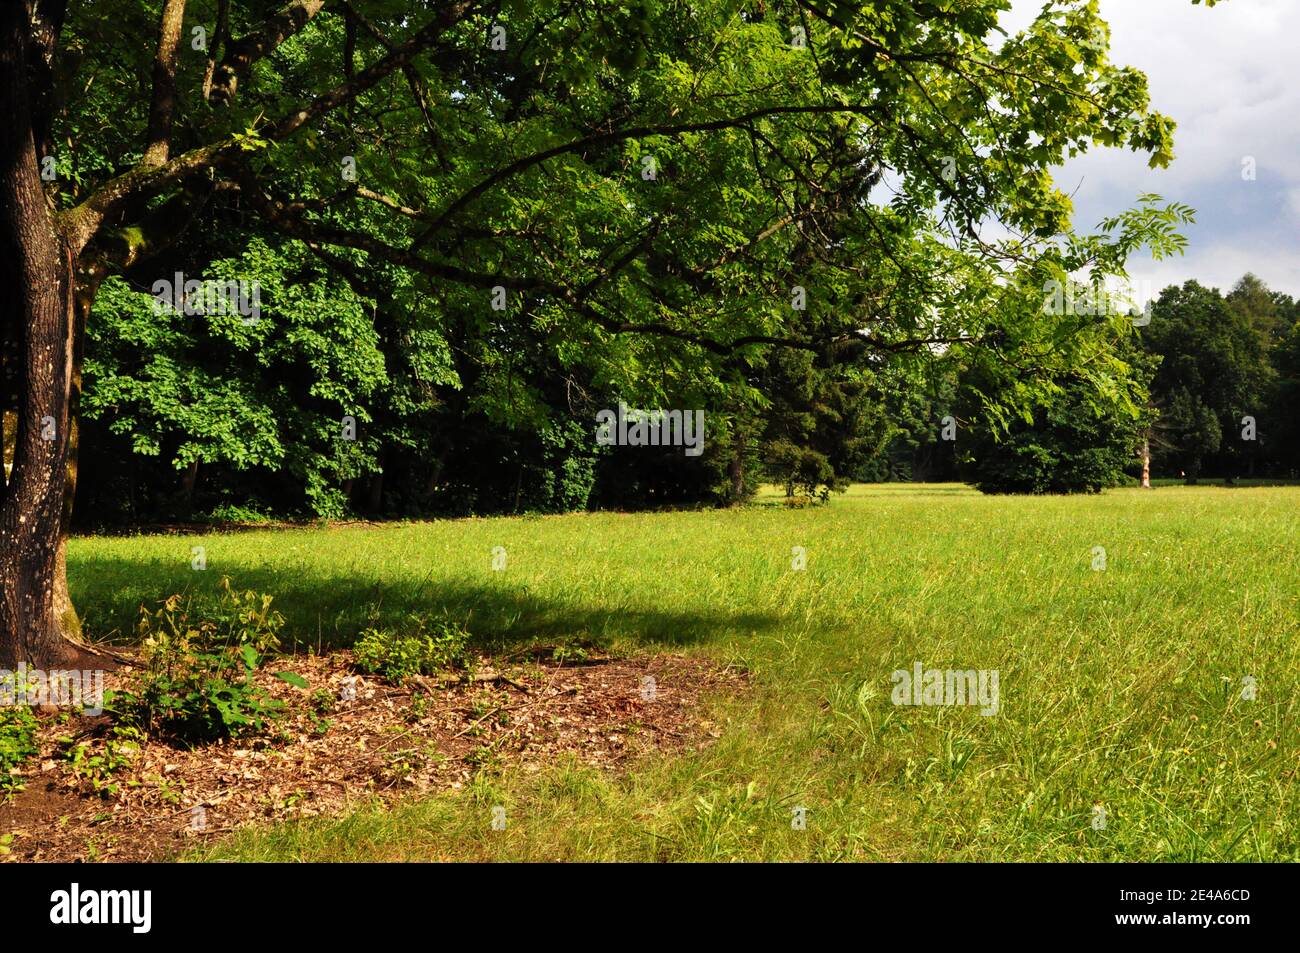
[1004,0,1300,299]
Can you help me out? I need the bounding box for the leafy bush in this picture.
[108,579,300,743]
[0,706,39,796]
[81,246,385,524]
[203,577,287,655]
[960,375,1140,495]
[353,616,472,683]
[532,421,601,512]
[206,502,277,524]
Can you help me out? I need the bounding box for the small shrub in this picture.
[546,636,610,664]
[205,576,286,655]
[59,725,144,797]
[309,689,334,715]
[206,502,276,525]
[550,643,589,664]
[353,615,472,683]
[0,706,39,796]
[305,689,334,735]
[108,580,300,744]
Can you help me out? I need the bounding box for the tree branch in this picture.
[27,0,67,164]
[201,0,230,101]
[207,0,327,104]
[411,104,881,249]
[60,140,228,254]
[142,0,187,167]
[268,1,476,141]
[339,0,442,148]
[64,4,478,255]
[233,171,973,361]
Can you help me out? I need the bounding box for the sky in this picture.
[1001,0,1300,300]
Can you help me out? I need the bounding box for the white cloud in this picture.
[1003,0,1300,296]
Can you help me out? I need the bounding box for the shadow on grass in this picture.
[69,554,780,654]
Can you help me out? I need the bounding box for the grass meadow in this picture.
[67,484,1300,861]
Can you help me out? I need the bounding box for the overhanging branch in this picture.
[411,104,883,249]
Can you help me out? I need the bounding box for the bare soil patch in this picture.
[0,651,745,862]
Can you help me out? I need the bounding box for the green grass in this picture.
[68,484,1300,861]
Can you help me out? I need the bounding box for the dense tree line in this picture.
[873,274,1298,494]
[67,266,1299,519]
[1143,276,1300,481]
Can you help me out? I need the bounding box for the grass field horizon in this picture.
[67,484,1300,861]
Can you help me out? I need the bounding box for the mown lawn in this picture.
[68,484,1300,861]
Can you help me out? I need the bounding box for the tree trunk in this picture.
[1140,437,1151,489]
[728,450,745,505]
[0,4,85,668]
[181,458,199,508]
[52,267,101,645]
[51,534,81,641]
[366,450,385,513]
[423,454,444,502]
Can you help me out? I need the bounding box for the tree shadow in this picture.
[69,554,781,653]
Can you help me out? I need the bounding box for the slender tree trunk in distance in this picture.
[423,455,444,503]
[181,459,199,508]
[728,451,744,505]
[1140,437,1151,489]
[50,269,103,644]
[366,449,385,513]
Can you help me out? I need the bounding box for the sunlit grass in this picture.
[68,484,1300,861]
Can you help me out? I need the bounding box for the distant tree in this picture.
[1143,281,1274,480]
[856,358,961,483]
[957,356,1146,495]
[758,351,888,500]
[1267,314,1300,476]
[1227,273,1289,346]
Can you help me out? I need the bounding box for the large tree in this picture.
[0,0,1216,667]
[1142,279,1273,480]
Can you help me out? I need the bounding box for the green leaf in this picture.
[275,671,309,689]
